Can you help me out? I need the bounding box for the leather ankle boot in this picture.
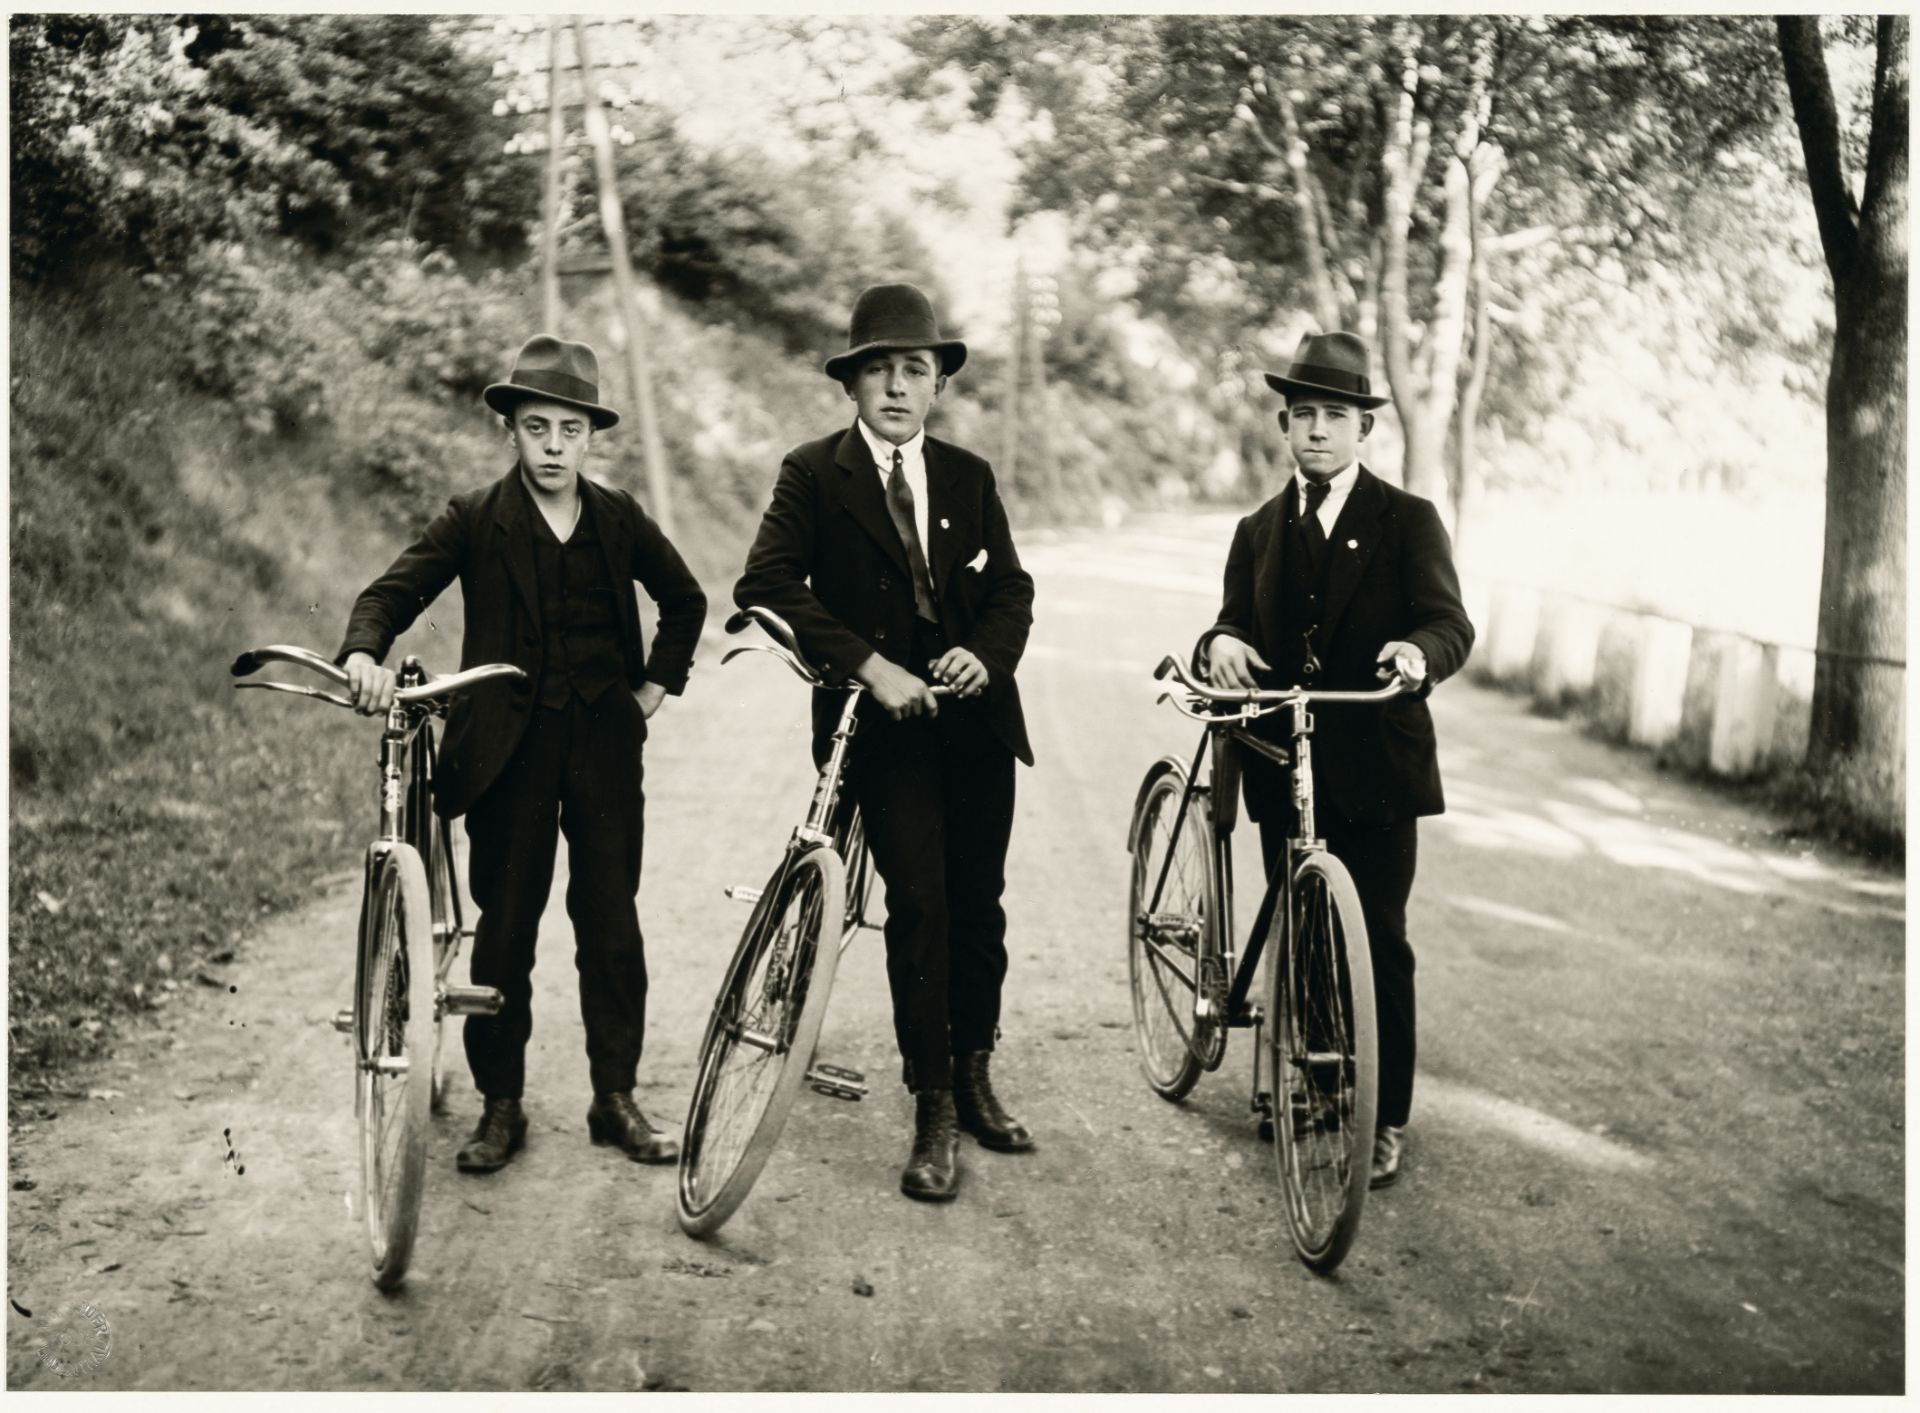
[953,1049,1034,1152]
[457,1097,528,1173]
[587,1090,679,1164]
[900,1090,960,1202]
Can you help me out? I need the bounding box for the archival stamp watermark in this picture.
[36,1299,113,1379]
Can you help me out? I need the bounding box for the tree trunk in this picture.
[1378,32,1439,500]
[1404,149,1475,517]
[1780,16,1907,831]
[1271,86,1343,331]
[1452,145,1501,559]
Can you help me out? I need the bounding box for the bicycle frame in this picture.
[1142,657,1404,1115]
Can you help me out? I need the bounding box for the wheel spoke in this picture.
[1272,858,1374,1272]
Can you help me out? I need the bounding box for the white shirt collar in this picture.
[856,419,925,474]
[1293,458,1361,501]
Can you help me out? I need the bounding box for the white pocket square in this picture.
[967,548,989,572]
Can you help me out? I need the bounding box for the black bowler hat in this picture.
[483,335,621,429]
[824,283,968,382]
[1263,331,1389,409]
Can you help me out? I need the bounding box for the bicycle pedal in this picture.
[441,984,503,1017]
[330,1009,355,1035]
[725,884,764,905]
[805,1063,868,1101]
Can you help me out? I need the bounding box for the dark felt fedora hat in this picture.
[1263,331,1389,409]
[823,283,968,382]
[483,335,620,429]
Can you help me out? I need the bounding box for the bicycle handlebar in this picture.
[231,644,526,710]
[724,607,953,697]
[1153,654,1408,708]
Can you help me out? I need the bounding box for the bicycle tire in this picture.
[358,844,435,1291]
[677,845,845,1237]
[1268,848,1377,1274]
[426,813,463,1115]
[1126,760,1219,1100]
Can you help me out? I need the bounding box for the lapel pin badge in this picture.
[940,517,951,530]
[1347,539,1359,550]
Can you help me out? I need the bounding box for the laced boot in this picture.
[456,1097,528,1173]
[587,1090,679,1164]
[899,1090,960,1202]
[953,1049,1034,1152]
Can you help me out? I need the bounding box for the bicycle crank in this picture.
[805,1063,868,1101]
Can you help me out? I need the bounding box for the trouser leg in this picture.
[1258,812,1420,1129]
[559,688,650,1096]
[941,713,1016,1055]
[849,715,953,1091]
[463,707,567,1101]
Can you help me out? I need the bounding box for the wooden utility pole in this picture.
[1001,257,1025,491]
[538,19,565,332]
[572,16,676,535]
[1026,273,1059,500]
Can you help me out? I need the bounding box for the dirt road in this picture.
[7,512,1903,1393]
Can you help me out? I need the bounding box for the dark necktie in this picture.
[885,449,939,622]
[1300,476,1332,561]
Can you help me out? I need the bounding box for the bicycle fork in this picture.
[718,688,872,1103]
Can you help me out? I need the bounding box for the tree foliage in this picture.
[10,14,532,278]
[902,15,1796,510]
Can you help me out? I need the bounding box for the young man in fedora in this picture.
[1194,331,1474,1189]
[735,282,1037,1202]
[337,334,707,1174]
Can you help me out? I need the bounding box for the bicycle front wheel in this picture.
[1126,760,1220,1099]
[358,844,436,1290]
[678,845,845,1237]
[1268,848,1377,1274]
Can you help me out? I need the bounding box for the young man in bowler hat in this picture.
[1195,331,1474,1188]
[735,283,1037,1202]
[337,335,707,1174]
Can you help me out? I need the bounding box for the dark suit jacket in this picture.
[336,466,708,818]
[1195,466,1473,827]
[734,424,1035,765]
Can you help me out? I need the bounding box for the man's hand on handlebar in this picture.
[855,653,940,721]
[1375,640,1428,690]
[930,647,988,698]
[343,651,398,716]
[1205,636,1271,692]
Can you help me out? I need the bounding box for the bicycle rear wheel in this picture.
[358,844,435,1290]
[425,814,463,1115]
[677,845,845,1236]
[837,806,875,943]
[1268,848,1376,1274]
[1126,760,1221,1100]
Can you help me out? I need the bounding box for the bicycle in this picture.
[1126,652,1406,1273]
[676,606,944,1237]
[231,644,524,1289]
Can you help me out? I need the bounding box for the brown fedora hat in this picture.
[483,335,621,429]
[1263,331,1389,409]
[823,283,968,382]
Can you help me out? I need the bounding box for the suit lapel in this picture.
[580,475,639,646]
[832,425,911,577]
[923,438,970,593]
[1319,466,1387,645]
[492,466,540,623]
[1255,481,1294,646]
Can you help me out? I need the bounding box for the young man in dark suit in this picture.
[337,335,707,1174]
[1195,331,1474,1189]
[735,283,1036,1202]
